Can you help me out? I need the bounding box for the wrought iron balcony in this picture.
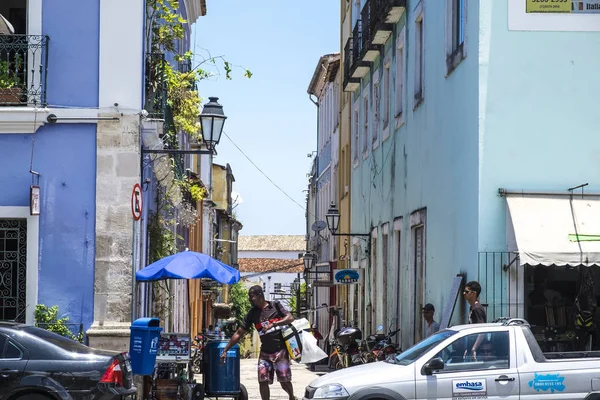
[360,0,406,62]
[343,37,360,92]
[145,52,167,119]
[0,35,49,106]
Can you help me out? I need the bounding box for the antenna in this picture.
[312,220,327,233]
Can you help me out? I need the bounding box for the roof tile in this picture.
[238,258,303,273]
[238,235,306,251]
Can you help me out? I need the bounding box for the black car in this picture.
[0,322,136,399]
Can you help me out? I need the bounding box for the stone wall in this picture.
[88,114,140,350]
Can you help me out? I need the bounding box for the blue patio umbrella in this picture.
[136,251,240,284]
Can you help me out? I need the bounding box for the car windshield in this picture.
[393,330,457,366]
[23,326,95,354]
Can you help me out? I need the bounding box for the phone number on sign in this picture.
[526,0,571,13]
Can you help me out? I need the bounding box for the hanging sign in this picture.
[333,268,363,285]
[131,183,143,221]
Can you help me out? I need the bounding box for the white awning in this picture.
[506,195,600,267]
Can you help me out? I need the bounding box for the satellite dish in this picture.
[312,220,327,232]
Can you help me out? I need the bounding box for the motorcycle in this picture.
[330,326,370,368]
[366,325,402,361]
[190,334,204,374]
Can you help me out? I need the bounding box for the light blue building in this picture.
[344,0,600,350]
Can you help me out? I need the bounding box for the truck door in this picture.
[415,330,520,399]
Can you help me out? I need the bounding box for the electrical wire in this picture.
[222,130,316,217]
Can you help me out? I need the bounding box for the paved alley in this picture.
[239,358,329,399]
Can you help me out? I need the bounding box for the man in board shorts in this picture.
[220,285,296,400]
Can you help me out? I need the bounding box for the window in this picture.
[381,223,389,328]
[353,107,359,164]
[4,341,22,359]
[433,331,510,373]
[395,27,405,125]
[274,283,282,293]
[373,79,380,147]
[414,6,424,107]
[370,227,378,332]
[393,218,402,342]
[382,60,391,136]
[410,208,426,343]
[446,0,466,74]
[362,94,369,156]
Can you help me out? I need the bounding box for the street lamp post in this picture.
[199,97,227,153]
[325,202,371,331]
[303,251,317,318]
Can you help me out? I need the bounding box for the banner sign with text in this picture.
[526,0,600,14]
[332,268,364,285]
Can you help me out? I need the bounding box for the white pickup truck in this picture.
[303,319,600,400]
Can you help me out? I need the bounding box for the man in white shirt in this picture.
[422,303,440,338]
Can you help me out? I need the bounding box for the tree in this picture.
[288,283,307,316]
[230,282,251,330]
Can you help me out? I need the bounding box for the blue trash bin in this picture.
[129,317,162,375]
[204,340,240,396]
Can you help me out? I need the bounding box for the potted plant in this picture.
[0,57,24,104]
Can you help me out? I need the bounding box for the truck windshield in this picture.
[394,330,457,366]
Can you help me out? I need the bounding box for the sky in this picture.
[192,1,340,236]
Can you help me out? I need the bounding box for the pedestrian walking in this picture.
[422,303,440,338]
[464,281,486,324]
[464,280,486,360]
[220,285,297,400]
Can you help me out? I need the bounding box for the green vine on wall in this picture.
[147,0,251,143]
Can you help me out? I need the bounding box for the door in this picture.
[0,334,27,399]
[415,330,519,400]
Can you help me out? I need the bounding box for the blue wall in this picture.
[43,0,100,107]
[350,1,481,341]
[0,125,97,331]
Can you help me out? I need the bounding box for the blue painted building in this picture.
[0,0,102,331]
[343,0,600,349]
[0,0,205,350]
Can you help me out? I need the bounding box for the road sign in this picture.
[312,280,334,287]
[131,183,143,221]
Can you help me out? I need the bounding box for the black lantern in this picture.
[303,251,315,270]
[326,202,341,235]
[199,97,227,152]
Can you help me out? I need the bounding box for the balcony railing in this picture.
[360,4,372,52]
[364,0,406,46]
[0,35,49,106]
[145,52,167,119]
[352,20,362,66]
[344,37,353,83]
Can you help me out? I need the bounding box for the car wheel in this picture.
[14,394,53,400]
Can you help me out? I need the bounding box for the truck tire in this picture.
[350,387,405,400]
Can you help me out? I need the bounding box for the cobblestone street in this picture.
[193,359,329,399]
[239,359,329,399]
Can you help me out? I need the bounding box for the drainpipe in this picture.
[139,157,152,317]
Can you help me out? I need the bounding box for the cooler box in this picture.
[204,340,240,396]
[281,318,311,360]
